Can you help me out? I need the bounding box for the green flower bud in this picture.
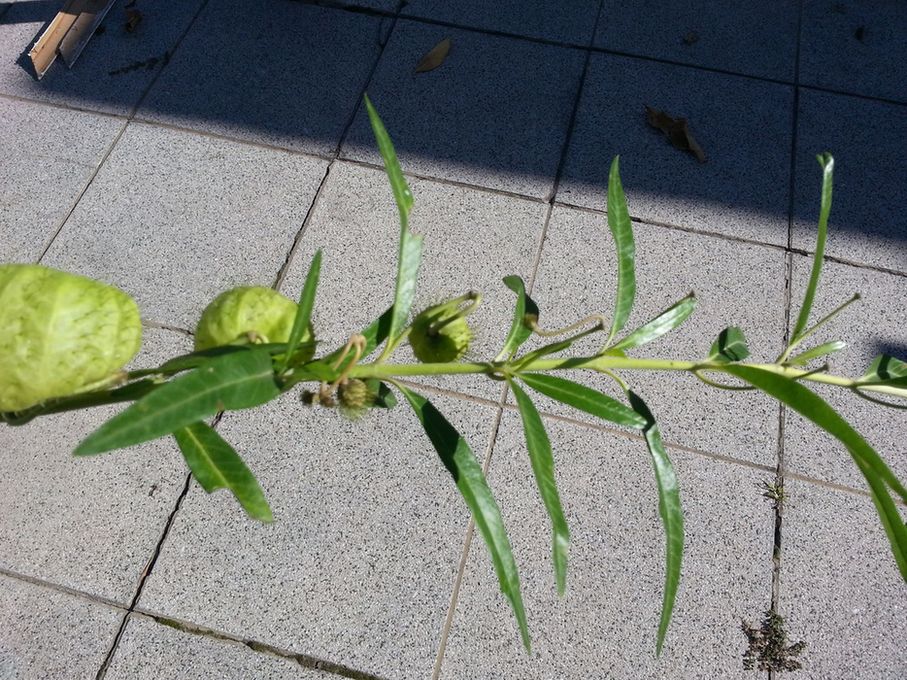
[337,378,375,419]
[194,286,314,361]
[0,264,142,412]
[409,294,477,363]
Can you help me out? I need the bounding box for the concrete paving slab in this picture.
[800,0,907,104]
[0,328,190,603]
[278,161,546,400]
[41,122,327,329]
[594,0,799,81]
[138,391,499,680]
[106,614,334,680]
[439,411,773,679]
[558,53,793,246]
[784,256,907,491]
[341,20,586,198]
[0,0,205,116]
[0,573,122,680]
[792,89,907,273]
[401,0,601,44]
[137,0,384,155]
[522,205,787,468]
[780,479,907,678]
[0,97,123,263]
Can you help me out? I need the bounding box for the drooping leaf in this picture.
[75,349,280,456]
[497,275,539,360]
[611,292,697,353]
[173,421,272,522]
[724,365,907,581]
[626,391,684,655]
[363,95,423,349]
[790,153,834,342]
[280,249,322,372]
[860,354,907,383]
[396,383,530,650]
[788,340,846,366]
[415,37,451,73]
[510,379,570,595]
[708,327,750,363]
[645,106,706,163]
[519,373,646,429]
[606,156,636,342]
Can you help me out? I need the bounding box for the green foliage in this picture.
[2,102,904,663]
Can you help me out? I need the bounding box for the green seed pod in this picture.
[194,286,313,361]
[409,296,475,363]
[0,264,142,412]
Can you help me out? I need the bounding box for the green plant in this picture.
[2,97,905,656]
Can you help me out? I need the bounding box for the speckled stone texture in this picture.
[106,614,334,679]
[0,328,190,603]
[784,256,907,491]
[137,0,385,155]
[401,0,602,44]
[278,161,547,401]
[780,479,907,679]
[342,20,586,198]
[594,0,799,81]
[0,98,122,263]
[522,205,787,468]
[0,573,121,679]
[439,411,773,679]
[41,123,327,330]
[792,89,907,274]
[138,391,498,680]
[558,53,793,246]
[0,0,205,115]
[800,0,907,104]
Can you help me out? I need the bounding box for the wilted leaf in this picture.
[645,105,706,163]
[708,327,750,363]
[415,38,451,73]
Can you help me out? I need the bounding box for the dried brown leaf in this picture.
[644,105,707,163]
[415,38,451,74]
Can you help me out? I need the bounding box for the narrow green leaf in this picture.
[612,293,697,353]
[788,340,846,366]
[515,338,576,367]
[395,383,530,650]
[606,156,636,341]
[173,422,272,522]
[509,380,570,595]
[498,275,539,360]
[519,373,646,429]
[708,327,750,363]
[75,349,280,456]
[790,153,834,341]
[626,391,684,656]
[860,354,907,383]
[724,365,907,581]
[363,95,424,346]
[280,249,322,372]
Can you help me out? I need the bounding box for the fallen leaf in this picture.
[125,8,143,33]
[415,38,451,74]
[644,105,707,163]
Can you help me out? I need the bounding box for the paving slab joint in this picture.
[132,611,388,680]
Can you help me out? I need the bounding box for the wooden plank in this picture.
[27,0,84,79]
[59,0,117,68]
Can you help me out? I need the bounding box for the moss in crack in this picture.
[742,611,806,672]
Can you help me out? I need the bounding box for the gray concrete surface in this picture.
[0,574,122,680]
[1,0,905,677]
